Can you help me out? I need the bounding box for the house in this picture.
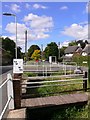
[82,44,90,56]
[62,45,82,61]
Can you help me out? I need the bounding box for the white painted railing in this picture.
[0,73,14,120]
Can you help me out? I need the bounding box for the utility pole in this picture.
[25,30,27,63]
[58,42,60,60]
[88,1,90,89]
[41,44,43,61]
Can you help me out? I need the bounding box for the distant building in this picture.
[82,44,90,56]
[62,45,82,61]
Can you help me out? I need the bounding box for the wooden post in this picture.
[83,72,87,92]
[88,55,90,89]
[13,74,22,109]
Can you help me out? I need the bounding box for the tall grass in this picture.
[51,105,88,120]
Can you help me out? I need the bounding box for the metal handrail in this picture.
[0,79,10,89]
[0,73,13,120]
[0,96,12,120]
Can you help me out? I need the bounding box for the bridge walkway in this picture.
[21,93,88,108]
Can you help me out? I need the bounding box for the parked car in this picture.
[74,66,83,74]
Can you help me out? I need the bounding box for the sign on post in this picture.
[13,59,23,73]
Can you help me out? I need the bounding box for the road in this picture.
[0,65,13,75]
[24,64,88,72]
[0,63,88,75]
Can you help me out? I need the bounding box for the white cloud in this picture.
[25,3,31,9]
[60,6,68,10]
[10,4,21,13]
[5,13,53,46]
[5,12,53,46]
[5,23,28,46]
[33,4,47,9]
[23,13,53,40]
[5,22,27,34]
[61,41,69,47]
[62,23,88,40]
[23,13,53,30]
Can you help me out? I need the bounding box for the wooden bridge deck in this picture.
[21,93,88,108]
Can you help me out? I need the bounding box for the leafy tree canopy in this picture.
[44,42,58,60]
[59,46,67,57]
[69,40,78,46]
[28,45,40,58]
[31,50,41,60]
[2,37,22,60]
[77,40,88,49]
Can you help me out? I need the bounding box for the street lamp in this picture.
[3,13,17,59]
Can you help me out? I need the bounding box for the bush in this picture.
[72,54,88,66]
[51,105,88,120]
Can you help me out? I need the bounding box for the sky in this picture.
[2,2,88,52]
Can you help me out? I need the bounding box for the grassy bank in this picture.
[51,105,88,120]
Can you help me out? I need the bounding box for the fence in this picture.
[23,62,78,77]
[21,72,88,98]
[0,73,14,120]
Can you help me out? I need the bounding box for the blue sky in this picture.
[2,2,88,52]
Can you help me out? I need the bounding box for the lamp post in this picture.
[3,13,17,59]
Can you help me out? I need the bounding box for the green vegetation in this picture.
[31,50,41,60]
[72,54,89,66]
[28,45,40,59]
[23,72,38,77]
[51,105,88,120]
[37,80,83,97]
[44,42,58,60]
[1,37,22,65]
[26,72,84,97]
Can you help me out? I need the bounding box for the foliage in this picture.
[31,50,41,60]
[24,72,37,77]
[58,46,67,62]
[21,52,25,59]
[52,105,88,120]
[69,40,78,46]
[44,42,58,60]
[17,46,22,58]
[28,45,40,58]
[2,37,22,60]
[2,50,12,65]
[72,54,88,66]
[77,40,88,49]
[69,40,88,49]
[2,37,16,59]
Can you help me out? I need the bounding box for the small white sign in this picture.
[83,61,87,64]
[13,59,23,73]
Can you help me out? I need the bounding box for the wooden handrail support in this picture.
[83,72,87,92]
[13,74,22,109]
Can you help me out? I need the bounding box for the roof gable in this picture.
[82,44,90,54]
[65,46,79,54]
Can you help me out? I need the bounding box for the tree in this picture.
[44,42,58,60]
[2,37,22,63]
[17,46,22,58]
[59,46,67,57]
[69,40,78,46]
[28,45,40,58]
[31,50,41,60]
[77,40,87,49]
[2,37,15,59]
